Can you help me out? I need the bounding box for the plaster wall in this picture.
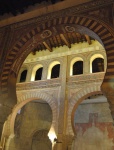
[73,96,114,150]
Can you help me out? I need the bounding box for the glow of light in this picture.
[48,125,57,143]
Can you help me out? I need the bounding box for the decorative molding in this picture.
[68,72,105,85]
[16,78,61,91]
[9,0,113,29]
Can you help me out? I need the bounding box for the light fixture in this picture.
[54,138,62,143]
[48,125,57,143]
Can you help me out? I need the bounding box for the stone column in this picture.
[41,64,48,80]
[83,60,90,74]
[55,134,74,150]
[56,56,74,149]
[26,65,33,82]
[104,58,107,72]
[57,56,67,135]
[56,142,62,150]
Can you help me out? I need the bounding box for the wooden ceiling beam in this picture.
[43,41,52,52]
[60,34,71,48]
[59,34,64,46]
[85,34,92,45]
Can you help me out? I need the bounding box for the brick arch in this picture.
[67,84,102,135]
[1,15,114,134]
[8,92,57,137]
[2,15,114,91]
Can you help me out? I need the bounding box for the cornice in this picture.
[9,0,113,29]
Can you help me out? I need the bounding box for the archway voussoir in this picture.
[74,98,79,105]
[41,94,46,99]
[90,87,94,92]
[51,102,56,107]
[49,102,56,109]
[76,94,82,100]
[87,87,91,93]
[83,89,87,95]
[97,86,100,91]
[52,108,57,113]
[38,93,42,98]
[46,97,51,102]
[35,92,39,98]
[79,92,85,98]
[70,100,76,107]
[25,93,30,99]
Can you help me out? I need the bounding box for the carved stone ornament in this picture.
[65,26,76,32]
[41,30,52,39]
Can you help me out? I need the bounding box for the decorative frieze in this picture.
[68,72,105,85]
[9,0,113,29]
[16,78,61,91]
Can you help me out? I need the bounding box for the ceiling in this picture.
[32,32,94,55]
[0,0,62,16]
[0,0,94,55]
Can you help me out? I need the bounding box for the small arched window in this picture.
[31,64,43,81]
[20,70,27,82]
[73,61,83,75]
[92,58,104,73]
[47,61,60,79]
[70,57,83,76]
[35,67,43,81]
[51,64,60,79]
[90,54,104,73]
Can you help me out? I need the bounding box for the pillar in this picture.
[26,65,33,82]
[83,60,90,74]
[41,65,48,80]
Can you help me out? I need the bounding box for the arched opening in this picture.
[51,64,60,79]
[9,100,52,150]
[47,61,60,79]
[20,70,27,82]
[71,93,114,149]
[35,67,43,81]
[92,58,104,73]
[1,14,114,150]
[73,61,83,75]
[31,64,43,81]
[90,54,104,73]
[70,57,83,76]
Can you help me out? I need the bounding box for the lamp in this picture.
[48,125,57,143]
[54,138,62,143]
